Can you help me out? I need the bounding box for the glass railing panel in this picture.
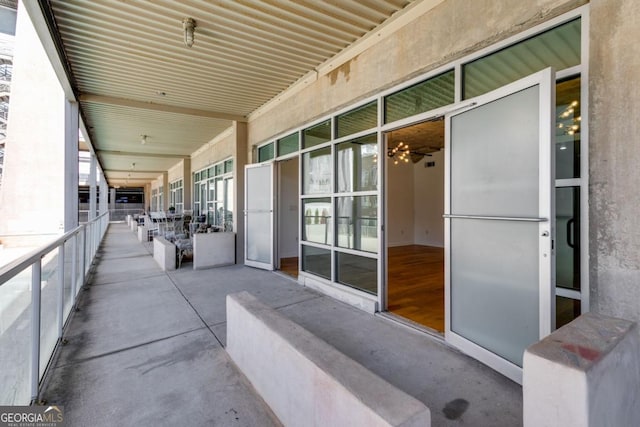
[0,269,32,405]
[63,238,74,321]
[39,251,59,378]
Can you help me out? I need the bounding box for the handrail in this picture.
[0,210,110,405]
[0,211,109,286]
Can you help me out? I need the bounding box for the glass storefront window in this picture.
[336,196,377,253]
[385,70,455,123]
[337,134,378,192]
[302,147,331,194]
[303,120,331,149]
[258,142,275,162]
[556,296,581,328]
[278,132,299,157]
[556,76,581,179]
[302,245,331,280]
[302,198,332,245]
[336,252,377,295]
[463,18,581,98]
[224,159,233,173]
[336,101,377,139]
[556,187,580,290]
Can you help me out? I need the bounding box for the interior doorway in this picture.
[385,119,445,332]
[277,157,299,278]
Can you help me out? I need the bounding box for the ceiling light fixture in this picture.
[182,18,196,48]
[140,135,148,145]
[387,141,436,165]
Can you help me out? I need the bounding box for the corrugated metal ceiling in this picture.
[46,0,413,186]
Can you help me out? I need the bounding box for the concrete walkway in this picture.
[41,223,522,426]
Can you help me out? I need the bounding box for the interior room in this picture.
[385,119,445,332]
[277,157,299,277]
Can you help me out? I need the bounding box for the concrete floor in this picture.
[41,223,522,426]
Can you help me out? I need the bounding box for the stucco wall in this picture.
[167,160,185,183]
[589,0,640,322]
[191,127,235,173]
[247,0,586,147]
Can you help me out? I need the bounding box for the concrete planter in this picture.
[193,232,235,270]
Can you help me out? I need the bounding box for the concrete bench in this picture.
[193,232,235,270]
[153,236,176,271]
[523,312,640,427]
[226,292,430,427]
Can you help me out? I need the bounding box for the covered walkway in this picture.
[41,223,522,426]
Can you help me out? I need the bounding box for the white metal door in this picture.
[444,68,555,384]
[244,163,275,270]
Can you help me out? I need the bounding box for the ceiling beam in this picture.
[106,169,165,174]
[79,94,247,122]
[107,177,155,181]
[97,149,189,159]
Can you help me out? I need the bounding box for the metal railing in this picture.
[0,211,109,405]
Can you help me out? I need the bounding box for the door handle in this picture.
[567,218,575,248]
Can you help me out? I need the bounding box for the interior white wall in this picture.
[278,157,299,259]
[386,149,445,248]
[413,150,445,247]
[386,158,415,247]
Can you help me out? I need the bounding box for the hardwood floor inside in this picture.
[279,257,299,278]
[387,245,444,332]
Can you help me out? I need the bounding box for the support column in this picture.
[109,188,116,212]
[88,154,97,220]
[162,172,169,211]
[0,6,78,245]
[182,159,192,211]
[64,100,79,232]
[234,121,248,263]
[99,170,108,215]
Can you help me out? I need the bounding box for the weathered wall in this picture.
[589,0,640,322]
[247,0,586,147]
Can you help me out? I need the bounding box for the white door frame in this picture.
[444,68,556,384]
[244,162,275,270]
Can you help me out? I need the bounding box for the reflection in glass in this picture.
[464,18,581,98]
[224,159,233,173]
[336,101,377,138]
[556,187,580,290]
[336,196,377,253]
[258,142,274,162]
[303,198,332,245]
[278,132,299,156]
[303,120,331,148]
[302,245,331,280]
[302,147,331,194]
[337,134,378,192]
[556,76,581,179]
[556,296,580,328]
[224,178,234,231]
[385,70,455,123]
[336,252,377,295]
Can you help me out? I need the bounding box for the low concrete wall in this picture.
[193,232,235,270]
[226,291,430,427]
[153,236,175,271]
[137,225,147,242]
[523,312,640,427]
